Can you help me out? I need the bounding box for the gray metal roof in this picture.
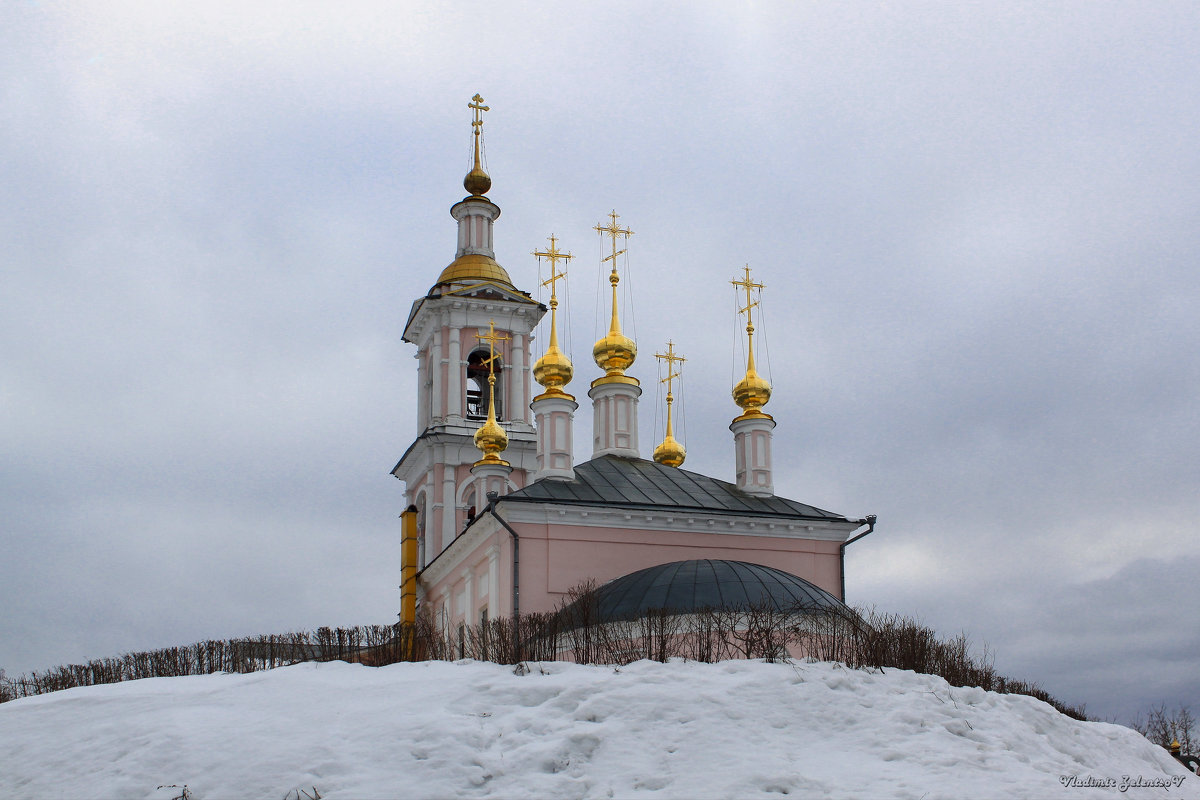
[570,559,850,622]
[502,455,847,521]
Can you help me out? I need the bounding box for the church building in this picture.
[392,96,874,636]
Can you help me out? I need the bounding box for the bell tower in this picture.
[392,95,545,564]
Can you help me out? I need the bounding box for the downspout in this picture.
[485,491,519,619]
[839,514,877,602]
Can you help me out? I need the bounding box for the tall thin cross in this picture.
[533,234,572,304]
[469,94,489,136]
[731,265,765,371]
[731,264,764,330]
[655,340,686,397]
[594,210,633,276]
[476,320,510,378]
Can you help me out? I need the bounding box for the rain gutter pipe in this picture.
[839,514,877,602]
[486,491,519,619]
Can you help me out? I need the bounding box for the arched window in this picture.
[465,350,502,420]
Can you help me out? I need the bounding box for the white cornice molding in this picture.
[496,501,861,542]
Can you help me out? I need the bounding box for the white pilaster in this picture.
[510,333,526,424]
[441,467,458,550]
[430,333,443,422]
[448,327,462,420]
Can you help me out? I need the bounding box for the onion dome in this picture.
[534,337,573,396]
[593,327,637,378]
[464,164,491,197]
[733,364,772,419]
[652,433,685,468]
[473,407,509,466]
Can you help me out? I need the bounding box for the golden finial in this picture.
[592,211,637,381]
[473,320,511,465]
[532,235,574,398]
[464,93,492,196]
[653,341,686,467]
[731,265,772,419]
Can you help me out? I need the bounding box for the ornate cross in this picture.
[469,94,489,136]
[594,210,633,275]
[533,234,572,304]
[731,264,764,328]
[655,340,686,396]
[476,320,510,381]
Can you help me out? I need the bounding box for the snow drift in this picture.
[0,659,1191,799]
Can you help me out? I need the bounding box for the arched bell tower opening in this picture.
[466,349,502,421]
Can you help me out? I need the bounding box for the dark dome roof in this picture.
[575,560,850,623]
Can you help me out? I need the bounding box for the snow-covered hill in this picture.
[0,659,1191,799]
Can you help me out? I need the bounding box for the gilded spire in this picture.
[653,341,686,467]
[473,320,511,465]
[591,211,638,383]
[532,235,574,398]
[464,93,492,196]
[731,265,772,420]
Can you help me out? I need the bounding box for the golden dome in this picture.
[434,252,514,287]
[653,433,686,468]
[733,367,772,419]
[534,343,573,396]
[473,410,509,466]
[593,330,637,378]
[464,165,491,196]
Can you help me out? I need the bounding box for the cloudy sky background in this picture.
[3,2,1197,723]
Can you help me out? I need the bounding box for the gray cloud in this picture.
[2,2,1197,723]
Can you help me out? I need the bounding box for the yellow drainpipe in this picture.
[400,506,418,627]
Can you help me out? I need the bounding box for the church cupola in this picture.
[589,211,642,459]
[730,265,776,496]
[434,94,514,290]
[530,235,578,481]
[652,341,686,468]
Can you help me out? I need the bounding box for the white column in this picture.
[487,546,500,617]
[509,333,525,424]
[441,467,458,548]
[447,328,462,420]
[429,331,443,422]
[730,415,776,496]
[416,349,428,431]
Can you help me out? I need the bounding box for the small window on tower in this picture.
[466,350,502,420]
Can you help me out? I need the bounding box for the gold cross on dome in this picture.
[731,264,764,326]
[476,320,510,378]
[655,340,686,395]
[533,234,572,303]
[469,94,489,135]
[594,210,633,275]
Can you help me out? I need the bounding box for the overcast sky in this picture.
[3,2,1197,724]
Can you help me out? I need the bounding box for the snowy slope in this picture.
[0,659,1192,800]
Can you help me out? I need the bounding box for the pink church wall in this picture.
[420,514,845,633]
